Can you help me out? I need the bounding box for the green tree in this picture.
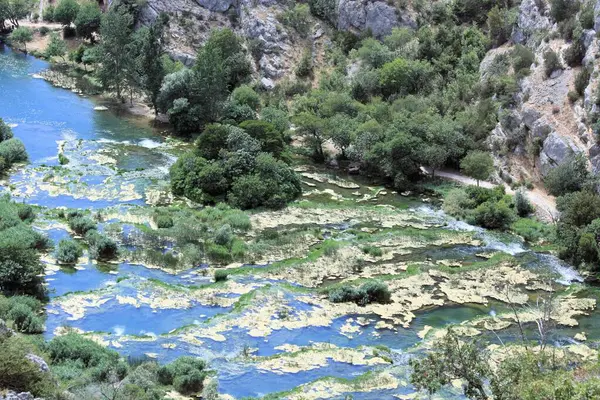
[9,26,32,52]
[54,0,80,26]
[136,13,169,114]
[379,58,434,97]
[544,155,591,196]
[410,328,490,399]
[0,0,34,29]
[423,144,449,178]
[543,50,562,78]
[0,118,14,142]
[44,32,67,61]
[75,1,102,41]
[460,150,494,186]
[97,8,134,101]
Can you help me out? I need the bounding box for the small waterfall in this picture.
[536,253,583,285]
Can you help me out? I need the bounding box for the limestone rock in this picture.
[25,353,50,373]
[0,392,42,400]
[197,0,235,12]
[595,0,600,32]
[522,106,541,130]
[337,0,415,38]
[512,0,551,44]
[539,132,582,176]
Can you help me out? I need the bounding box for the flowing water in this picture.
[0,45,595,399]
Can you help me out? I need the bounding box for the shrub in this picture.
[17,204,35,222]
[39,26,50,36]
[7,303,44,333]
[550,0,580,23]
[544,156,590,196]
[155,214,174,229]
[514,190,534,217]
[278,3,311,37]
[511,218,554,243]
[543,50,562,78]
[54,0,80,26]
[86,231,118,261]
[361,245,383,257]
[575,68,591,96]
[48,333,120,368]
[58,153,69,165]
[0,335,55,396]
[580,1,595,29]
[563,26,585,67]
[56,239,82,264]
[214,224,233,246]
[206,243,232,264]
[43,5,55,22]
[157,357,208,395]
[470,200,516,230]
[214,270,228,282]
[0,138,28,164]
[231,85,261,111]
[329,281,391,306]
[379,58,434,97]
[295,50,313,78]
[511,44,535,76]
[68,216,97,236]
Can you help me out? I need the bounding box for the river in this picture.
[0,44,596,400]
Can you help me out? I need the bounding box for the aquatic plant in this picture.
[68,216,97,236]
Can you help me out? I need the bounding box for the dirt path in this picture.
[425,168,558,222]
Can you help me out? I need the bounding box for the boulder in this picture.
[25,354,49,373]
[0,392,41,400]
[594,0,600,32]
[521,106,542,130]
[197,0,235,12]
[539,132,582,176]
[531,118,553,139]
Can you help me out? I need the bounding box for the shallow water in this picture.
[0,45,593,400]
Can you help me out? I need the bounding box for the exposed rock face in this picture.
[539,132,582,176]
[594,0,600,32]
[512,0,551,44]
[0,319,12,337]
[25,353,50,373]
[337,0,415,38]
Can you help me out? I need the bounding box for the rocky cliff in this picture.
[138,0,600,185]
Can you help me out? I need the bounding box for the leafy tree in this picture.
[422,144,449,178]
[231,85,261,111]
[326,113,357,159]
[157,357,207,395]
[511,44,535,76]
[293,111,326,161]
[356,38,393,68]
[460,150,494,186]
[544,155,591,196]
[410,328,490,399]
[379,58,434,97]
[239,120,284,157]
[45,32,67,61]
[261,107,290,136]
[9,26,32,52]
[54,0,80,26]
[0,0,34,29]
[195,124,229,160]
[557,190,600,228]
[74,1,101,41]
[136,13,169,114]
[487,6,514,47]
[55,239,82,264]
[97,8,134,101]
[278,3,311,37]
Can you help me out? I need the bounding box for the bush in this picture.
[58,153,69,165]
[563,26,585,67]
[361,245,383,257]
[157,357,208,395]
[511,218,554,243]
[48,333,120,368]
[7,303,44,333]
[206,243,232,264]
[17,204,35,222]
[43,5,55,22]
[54,0,80,26]
[214,269,228,282]
[544,156,590,196]
[278,3,311,37]
[580,1,595,29]
[155,214,174,229]
[55,239,82,264]
[379,58,434,97]
[511,44,535,77]
[231,85,261,111]
[214,224,233,246]
[68,216,97,236]
[543,50,562,78]
[0,138,28,164]
[329,281,391,306]
[550,0,580,23]
[575,68,591,96]
[295,50,313,78]
[0,335,55,396]
[86,231,118,261]
[39,26,50,36]
[514,190,534,218]
[470,200,516,230]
